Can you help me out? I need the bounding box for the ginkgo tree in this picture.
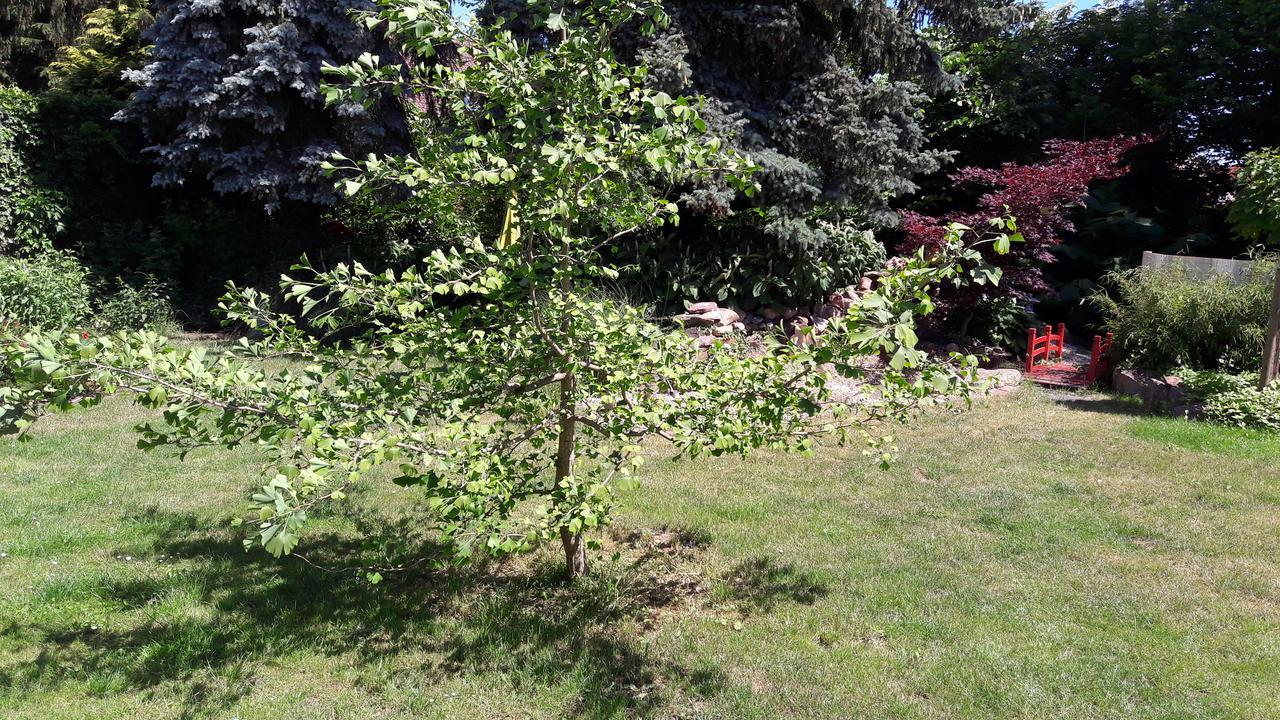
[0,0,1015,578]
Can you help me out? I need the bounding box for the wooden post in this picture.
[1026,328,1038,373]
[1087,335,1102,384]
[1261,264,1280,389]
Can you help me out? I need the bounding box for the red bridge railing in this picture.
[1025,323,1066,373]
[1086,332,1114,384]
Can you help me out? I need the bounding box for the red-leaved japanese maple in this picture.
[900,136,1147,334]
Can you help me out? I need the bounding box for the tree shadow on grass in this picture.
[0,509,733,720]
[1047,392,1153,418]
[720,556,829,613]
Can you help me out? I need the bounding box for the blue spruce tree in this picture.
[118,0,407,209]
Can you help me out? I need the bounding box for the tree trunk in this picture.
[560,526,587,578]
[551,248,587,579]
[1261,265,1280,389]
[554,371,586,578]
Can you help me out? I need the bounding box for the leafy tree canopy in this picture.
[930,0,1280,164]
[912,0,1279,336]
[1229,149,1280,244]
[0,0,107,89]
[473,0,1016,308]
[2,0,1009,578]
[46,0,153,99]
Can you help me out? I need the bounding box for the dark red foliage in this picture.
[900,136,1148,318]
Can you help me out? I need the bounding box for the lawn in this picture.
[1,388,1278,719]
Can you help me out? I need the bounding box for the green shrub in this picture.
[1179,368,1280,432]
[1177,367,1253,398]
[969,296,1032,350]
[0,87,67,253]
[1203,386,1280,431]
[620,216,887,308]
[1095,259,1276,373]
[93,277,179,332]
[0,252,92,329]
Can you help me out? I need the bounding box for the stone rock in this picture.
[1112,369,1146,397]
[859,276,874,292]
[759,307,782,322]
[978,368,1023,389]
[815,303,840,319]
[1113,369,1186,407]
[713,308,742,324]
[675,308,741,327]
[675,313,713,327]
[685,301,720,314]
[731,322,745,332]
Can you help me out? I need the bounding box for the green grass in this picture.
[2,388,1279,718]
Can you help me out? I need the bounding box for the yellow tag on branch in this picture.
[497,194,521,250]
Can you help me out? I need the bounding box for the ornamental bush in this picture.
[1204,385,1280,432]
[900,136,1144,336]
[1095,259,1277,373]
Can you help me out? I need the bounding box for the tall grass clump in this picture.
[1095,258,1276,373]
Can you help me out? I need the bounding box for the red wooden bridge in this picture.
[1025,324,1113,389]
